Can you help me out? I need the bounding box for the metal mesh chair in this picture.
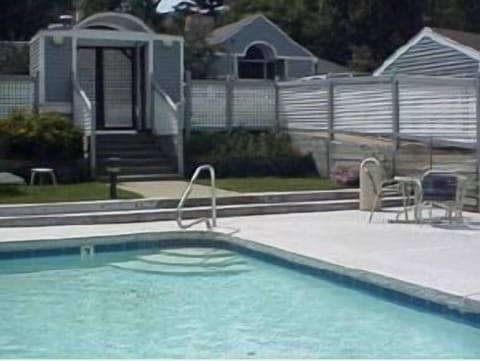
[417,170,467,223]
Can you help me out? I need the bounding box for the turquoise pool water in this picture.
[0,246,479,358]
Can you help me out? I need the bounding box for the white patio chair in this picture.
[360,157,401,223]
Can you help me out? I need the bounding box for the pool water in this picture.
[0,246,479,358]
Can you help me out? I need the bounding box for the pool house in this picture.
[29,12,184,177]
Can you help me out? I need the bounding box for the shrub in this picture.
[185,130,317,178]
[332,165,360,187]
[188,155,316,178]
[0,158,90,184]
[0,111,87,183]
[186,130,296,159]
[0,110,83,161]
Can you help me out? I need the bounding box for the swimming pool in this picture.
[1,239,479,358]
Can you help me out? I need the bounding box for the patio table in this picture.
[392,176,423,222]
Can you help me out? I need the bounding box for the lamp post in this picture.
[106,157,121,199]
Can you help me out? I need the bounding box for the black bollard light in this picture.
[106,157,121,199]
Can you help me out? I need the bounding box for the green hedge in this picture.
[188,155,316,178]
[0,158,90,184]
[0,111,83,161]
[0,111,87,183]
[185,131,317,178]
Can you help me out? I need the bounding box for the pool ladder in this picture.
[176,164,217,230]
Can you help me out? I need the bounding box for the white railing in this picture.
[151,79,184,175]
[73,79,96,177]
[0,75,36,118]
[176,164,217,230]
[186,78,277,130]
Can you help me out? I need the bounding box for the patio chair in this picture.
[361,157,401,223]
[417,170,467,224]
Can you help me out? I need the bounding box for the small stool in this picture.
[30,168,57,186]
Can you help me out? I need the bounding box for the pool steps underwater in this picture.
[109,247,251,275]
[0,189,403,227]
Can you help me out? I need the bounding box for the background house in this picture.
[206,14,346,80]
[375,27,480,77]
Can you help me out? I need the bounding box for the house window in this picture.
[237,44,283,80]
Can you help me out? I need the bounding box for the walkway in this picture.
[118,180,239,199]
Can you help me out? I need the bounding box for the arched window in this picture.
[237,44,284,80]
[245,46,265,60]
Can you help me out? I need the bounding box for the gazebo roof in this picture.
[74,12,153,33]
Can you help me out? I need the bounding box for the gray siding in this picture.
[221,17,313,58]
[77,38,139,48]
[153,40,182,102]
[29,38,40,76]
[212,54,315,80]
[44,36,72,102]
[286,59,315,79]
[210,54,234,79]
[382,37,479,77]
[317,58,349,74]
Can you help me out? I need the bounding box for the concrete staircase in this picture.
[110,248,251,275]
[96,134,179,181]
[0,189,402,227]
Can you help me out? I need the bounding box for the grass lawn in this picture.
[0,182,142,204]
[199,177,343,193]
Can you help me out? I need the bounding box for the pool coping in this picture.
[1,229,479,321]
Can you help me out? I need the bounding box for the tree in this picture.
[174,0,226,16]
[166,0,227,78]
[78,0,163,27]
[126,0,162,26]
[0,42,29,74]
[75,0,123,17]
[348,0,426,70]
[0,0,72,40]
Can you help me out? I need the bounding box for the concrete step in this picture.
[97,151,173,159]
[96,134,177,180]
[97,158,174,167]
[109,260,251,275]
[157,247,239,259]
[138,253,241,267]
[99,173,183,182]
[0,190,360,217]
[97,134,163,141]
[98,165,176,176]
[97,143,163,151]
[0,198,403,227]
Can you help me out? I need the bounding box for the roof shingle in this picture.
[431,27,480,52]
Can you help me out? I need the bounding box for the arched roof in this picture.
[242,42,277,61]
[75,12,153,33]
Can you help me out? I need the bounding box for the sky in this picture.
[157,0,184,13]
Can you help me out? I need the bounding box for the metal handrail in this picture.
[73,80,92,113]
[151,79,184,175]
[176,165,217,230]
[73,78,96,177]
[152,80,178,112]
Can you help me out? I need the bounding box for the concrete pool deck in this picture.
[1,210,480,314]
